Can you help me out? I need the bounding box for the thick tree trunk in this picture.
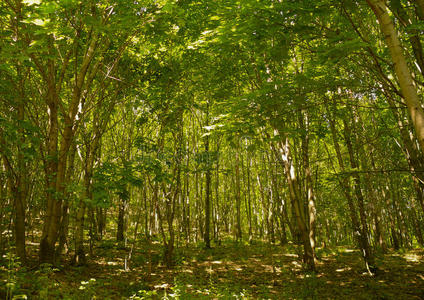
[367,0,424,153]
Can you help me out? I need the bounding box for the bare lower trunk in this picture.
[97,208,106,240]
[299,111,317,260]
[56,143,76,260]
[14,191,26,264]
[73,200,86,265]
[327,105,376,274]
[278,134,315,271]
[235,149,242,241]
[55,201,70,260]
[117,196,127,242]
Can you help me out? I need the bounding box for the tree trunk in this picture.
[326,105,376,274]
[367,0,424,153]
[278,133,315,271]
[56,142,77,260]
[204,110,211,248]
[246,155,253,243]
[299,111,317,260]
[117,194,127,242]
[235,148,242,241]
[73,200,86,265]
[214,140,221,243]
[40,70,61,264]
[342,118,376,274]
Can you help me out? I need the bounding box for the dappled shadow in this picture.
[3,241,424,299]
[156,244,424,299]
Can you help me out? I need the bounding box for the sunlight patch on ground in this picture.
[336,267,351,272]
[211,260,223,264]
[291,261,302,268]
[181,269,193,273]
[7,241,424,299]
[282,253,298,257]
[154,283,169,289]
[404,254,420,262]
[262,265,274,272]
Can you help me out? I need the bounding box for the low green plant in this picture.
[35,263,60,299]
[129,288,158,299]
[299,272,319,299]
[79,278,97,299]
[4,251,27,300]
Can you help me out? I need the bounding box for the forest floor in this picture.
[1,239,424,299]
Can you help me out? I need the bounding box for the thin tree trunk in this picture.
[342,118,376,274]
[235,148,242,241]
[214,139,221,243]
[56,141,77,260]
[204,104,211,248]
[73,199,86,265]
[326,105,376,274]
[277,133,315,271]
[246,154,253,243]
[117,194,128,242]
[299,111,317,261]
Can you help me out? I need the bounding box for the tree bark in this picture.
[56,142,77,261]
[299,111,317,260]
[367,0,424,153]
[204,103,211,248]
[342,118,376,274]
[326,104,376,274]
[277,133,315,271]
[117,194,128,242]
[235,147,243,241]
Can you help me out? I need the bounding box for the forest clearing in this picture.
[2,0,424,299]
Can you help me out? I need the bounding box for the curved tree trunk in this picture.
[367,0,424,153]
